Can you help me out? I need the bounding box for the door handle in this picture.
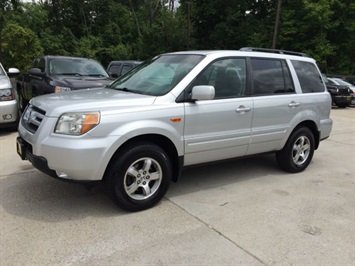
[288,101,300,108]
[236,106,251,113]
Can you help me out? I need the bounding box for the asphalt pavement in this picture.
[0,107,354,265]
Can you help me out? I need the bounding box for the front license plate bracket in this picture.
[16,137,27,160]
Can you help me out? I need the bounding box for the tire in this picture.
[105,142,172,212]
[276,127,315,173]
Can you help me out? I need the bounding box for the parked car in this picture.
[17,48,332,211]
[327,77,355,105]
[322,74,352,108]
[0,63,20,129]
[107,60,142,78]
[16,55,114,111]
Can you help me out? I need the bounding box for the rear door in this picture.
[183,57,253,165]
[247,57,299,155]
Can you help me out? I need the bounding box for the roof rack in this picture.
[239,47,309,57]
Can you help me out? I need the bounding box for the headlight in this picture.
[55,112,100,135]
[0,88,14,101]
[54,86,71,93]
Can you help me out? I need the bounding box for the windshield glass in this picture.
[333,78,353,87]
[49,58,109,77]
[109,54,204,96]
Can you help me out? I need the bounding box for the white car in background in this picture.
[0,63,20,129]
[327,77,355,105]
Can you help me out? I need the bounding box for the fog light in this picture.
[3,114,12,120]
[56,171,69,179]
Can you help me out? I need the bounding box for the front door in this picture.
[183,57,253,165]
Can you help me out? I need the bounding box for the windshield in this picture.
[109,54,204,96]
[49,58,109,77]
[333,78,353,87]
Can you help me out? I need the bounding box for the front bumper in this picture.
[17,117,123,181]
[351,95,355,105]
[332,95,351,105]
[17,136,57,178]
[0,99,18,126]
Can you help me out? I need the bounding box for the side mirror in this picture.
[191,85,215,101]
[7,67,20,77]
[29,68,46,77]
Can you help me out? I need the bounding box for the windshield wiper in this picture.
[116,87,143,94]
[86,74,106,77]
[56,73,83,76]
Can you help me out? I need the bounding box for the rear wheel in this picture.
[276,127,315,173]
[105,142,172,212]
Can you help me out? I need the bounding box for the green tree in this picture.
[180,0,277,50]
[136,8,192,59]
[1,23,43,70]
[326,0,355,74]
[0,0,353,74]
[279,0,354,73]
[0,0,21,60]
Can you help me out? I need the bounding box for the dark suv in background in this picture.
[17,56,114,111]
[322,74,352,108]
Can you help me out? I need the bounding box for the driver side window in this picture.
[192,58,247,99]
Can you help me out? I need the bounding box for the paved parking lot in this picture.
[1,107,354,265]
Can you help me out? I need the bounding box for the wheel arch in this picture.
[293,120,320,150]
[104,134,182,183]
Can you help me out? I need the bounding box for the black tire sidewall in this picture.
[107,143,172,211]
[276,127,315,173]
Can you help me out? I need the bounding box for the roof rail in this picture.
[239,47,309,57]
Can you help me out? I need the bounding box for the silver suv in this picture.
[17,48,333,211]
[0,63,20,129]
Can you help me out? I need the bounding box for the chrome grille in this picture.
[21,105,46,133]
[338,87,351,95]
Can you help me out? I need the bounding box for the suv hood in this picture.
[52,75,114,89]
[30,88,157,117]
[0,75,11,89]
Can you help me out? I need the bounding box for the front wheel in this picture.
[105,142,172,212]
[276,127,315,173]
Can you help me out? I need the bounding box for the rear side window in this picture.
[251,58,294,95]
[291,60,324,93]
